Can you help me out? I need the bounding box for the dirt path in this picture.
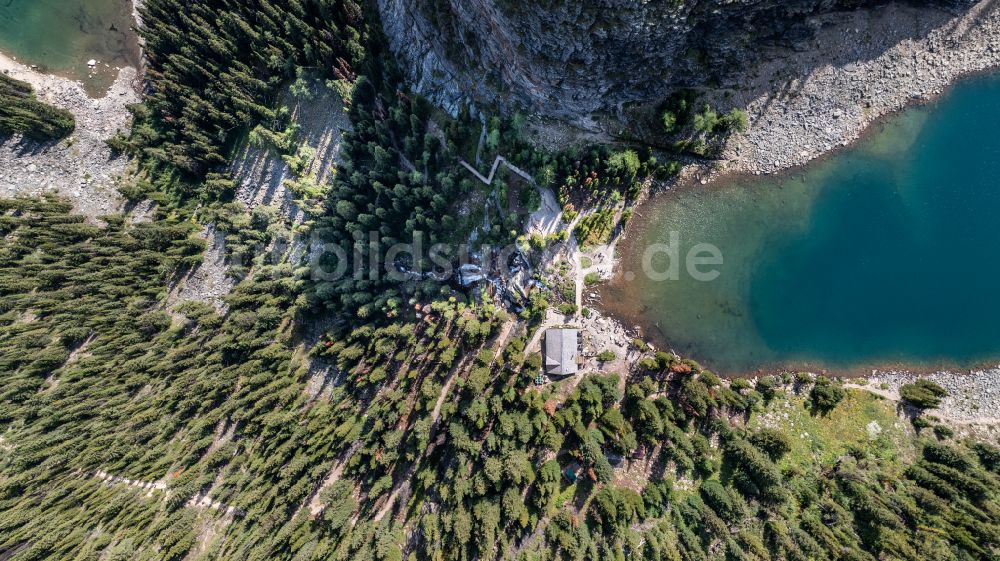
[300,440,363,518]
[526,307,569,356]
[492,320,517,364]
[460,153,564,239]
[846,376,1000,441]
[373,321,518,522]
[93,470,167,494]
[91,470,241,516]
[573,233,583,313]
[843,383,897,401]
[373,348,473,522]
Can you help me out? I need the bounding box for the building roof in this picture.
[544,328,578,376]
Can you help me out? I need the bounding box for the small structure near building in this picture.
[563,461,582,483]
[544,328,579,376]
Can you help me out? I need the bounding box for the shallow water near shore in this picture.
[602,71,1000,375]
[0,0,139,95]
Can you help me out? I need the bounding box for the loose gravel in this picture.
[0,53,140,218]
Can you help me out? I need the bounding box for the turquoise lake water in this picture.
[603,72,1000,375]
[0,0,138,95]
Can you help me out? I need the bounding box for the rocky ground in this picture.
[0,53,140,218]
[847,369,1000,440]
[166,225,236,313]
[706,0,1000,179]
[229,81,350,223]
[169,81,351,311]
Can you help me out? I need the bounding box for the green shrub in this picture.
[750,428,792,461]
[693,105,720,134]
[933,425,955,440]
[721,108,749,133]
[661,110,678,132]
[520,184,542,212]
[809,378,845,414]
[596,350,616,362]
[638,357,659,371]
[526,352,542,371]
[900,379,948,409]
[730,378,751,391]
[911,416,932,430]
[699,371,721,387]
[606,150,641,181]
[972,442,1000,472]
[756,376,781,403]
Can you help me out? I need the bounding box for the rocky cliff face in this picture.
[377,0,957,120]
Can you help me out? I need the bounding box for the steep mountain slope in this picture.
[378,0,963,117]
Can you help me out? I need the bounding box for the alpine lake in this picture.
[0,0,139,95]
[602,71,1000,376]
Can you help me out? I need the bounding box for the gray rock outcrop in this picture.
[378,0,965,119]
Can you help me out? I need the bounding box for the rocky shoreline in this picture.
[847,369,1000,441]
[0,53,140,218]
[598,0,1000,429]
[708,0,1000,178]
